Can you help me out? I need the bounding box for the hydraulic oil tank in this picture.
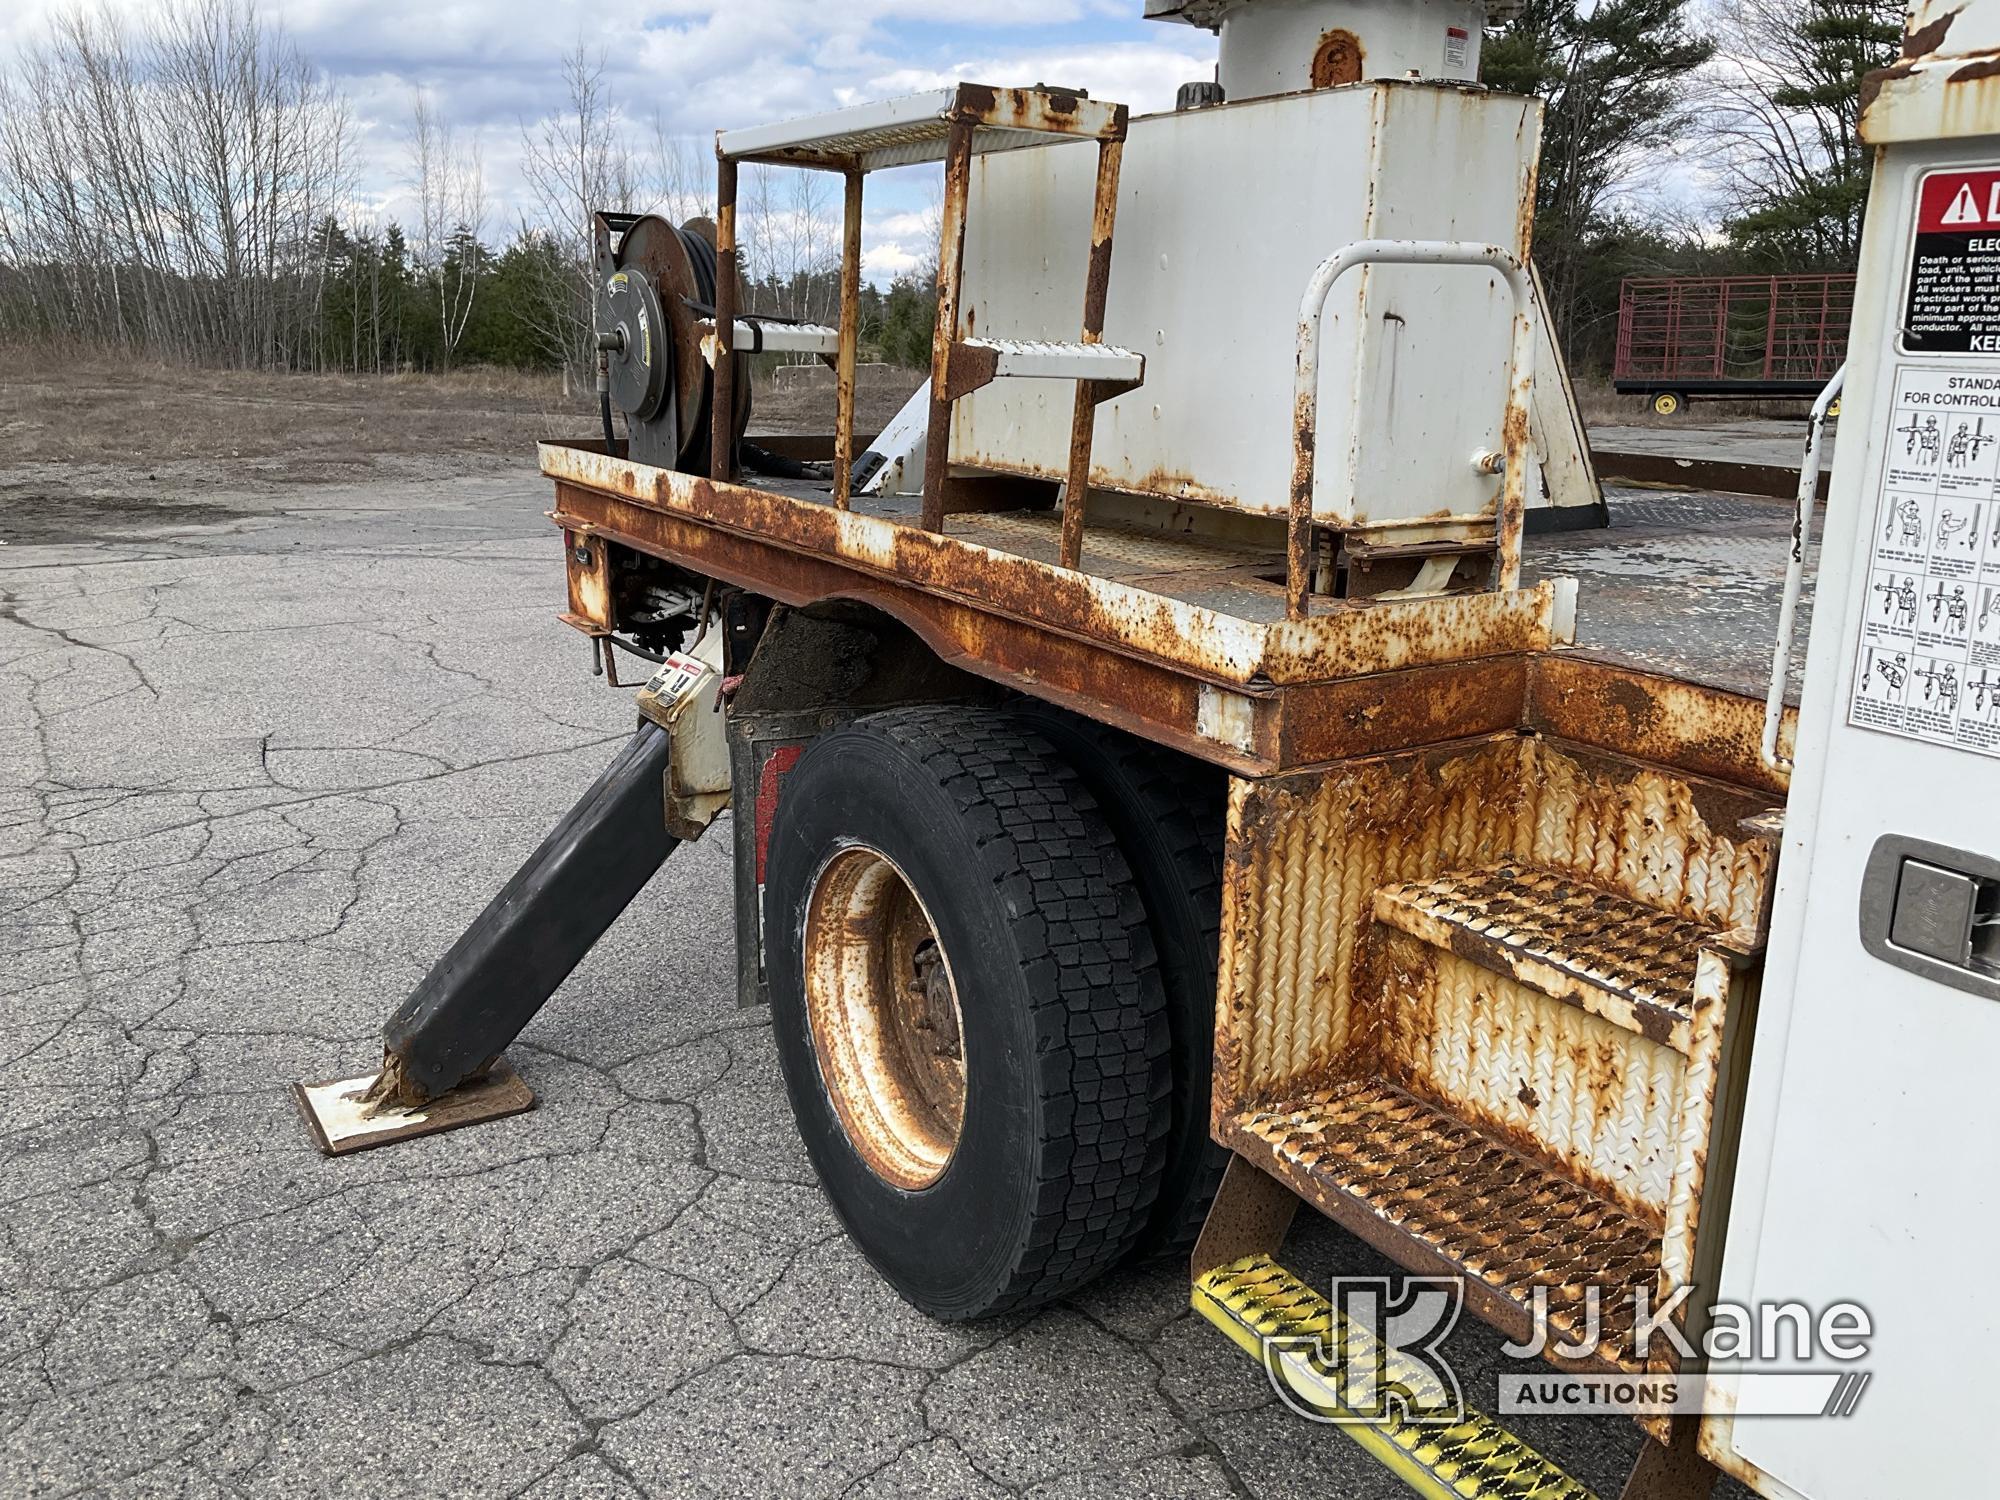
[955,0,1537,539]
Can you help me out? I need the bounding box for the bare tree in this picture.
[0,0,351,367]
[1695,0,1900,268]
[644,118,715,227]
[518,44,634,384]
[409,92,486,369]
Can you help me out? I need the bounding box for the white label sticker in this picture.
[1444,25,1470,71]
[1848,366,2000,754]
[644,652,709,705]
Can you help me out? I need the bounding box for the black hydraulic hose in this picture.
[673,224,752,467]
[373,723,678,1105]
[601,388,617,452]
[741,441,821,480]
[678,226,717,304]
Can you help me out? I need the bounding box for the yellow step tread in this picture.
[1193,1254,1598,1500]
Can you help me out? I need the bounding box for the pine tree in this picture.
[1484,0,1714,345]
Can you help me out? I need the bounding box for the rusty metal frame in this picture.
[919,93,1132,550]
[706,83,1131,555]
[542,437,1804,792]
[1058,136,1126,571]
[1207,730,1783,1395]
[541,441,1585,765]
[833,170,865,511]
[711,156,740,485]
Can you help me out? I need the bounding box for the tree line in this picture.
[1492,0,1902,368]
[0,0,1903,383]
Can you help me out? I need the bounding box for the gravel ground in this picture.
[0,430,1778,1498]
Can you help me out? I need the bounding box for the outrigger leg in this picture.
[295,721,679,1154]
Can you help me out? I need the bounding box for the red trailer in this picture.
[1613,272,1854,415]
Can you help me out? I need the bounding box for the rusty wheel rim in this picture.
[803,845,967,1190]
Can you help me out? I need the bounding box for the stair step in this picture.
[701,318,842,357]
[1374,862,1720,1054]
[1193,1254,1598,1500]
[959,336,1145,382]
[1228,1080,1660,1374]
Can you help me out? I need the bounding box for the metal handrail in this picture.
[1287,240,1538,620]
[1761,365,1846,773]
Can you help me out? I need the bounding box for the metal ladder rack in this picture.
[712,82,1143,568]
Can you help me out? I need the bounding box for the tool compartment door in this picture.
[1708,147,2000,1500]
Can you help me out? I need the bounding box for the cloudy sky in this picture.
[0,0,1222,283]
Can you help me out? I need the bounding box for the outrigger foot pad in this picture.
[294,1056,536,1156]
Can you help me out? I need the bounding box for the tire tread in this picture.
[852,706,1171,1310]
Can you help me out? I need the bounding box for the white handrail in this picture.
[1761,365,1846,773]
[1286,240,1537,619]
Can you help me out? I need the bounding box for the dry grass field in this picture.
[0,348,923,485]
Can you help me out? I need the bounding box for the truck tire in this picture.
[1009,701,1229,1261]
[762,706,1170,1318]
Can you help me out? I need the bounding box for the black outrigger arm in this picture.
[294,637,730,1155]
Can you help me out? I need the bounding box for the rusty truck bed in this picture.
[541,441,1792,790]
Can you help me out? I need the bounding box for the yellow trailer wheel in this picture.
[1652,390,1684,417]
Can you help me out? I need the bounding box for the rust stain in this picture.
[949,84,1126,142]
[1860,60,1916,117]
[1310,29,1364,89]
[955,82,999,116]
[564,530,614,629]
[540,442,1558,692]
[1285,655,1527,761]
[1211,714,1776,1363]
[1220,1081,1663,1374]
[1950,53,2000,82]
[1905,4,1962,56]
[1085,236,1115,314]
[1060,133,1126,572]
[1527,653,1793,796]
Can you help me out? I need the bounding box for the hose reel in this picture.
[593,211,749,474]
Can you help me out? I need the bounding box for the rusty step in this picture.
[1372,862,1722,1055]
[1223,1080,1660,1375]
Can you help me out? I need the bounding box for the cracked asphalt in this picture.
[0,455,1780,1499]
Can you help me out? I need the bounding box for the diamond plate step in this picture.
[701,318,841,356]
[1373,862,1723,1054]
[959,336,1146,383]
[1224,1080,1660,1374]
[1193,1254,1598,1500]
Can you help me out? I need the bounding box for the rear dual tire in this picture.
[764,707,1172,1318]
[1008,701,1229,1262]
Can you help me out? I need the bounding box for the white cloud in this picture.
[0,0,1214,282]
[855,39,1212,117]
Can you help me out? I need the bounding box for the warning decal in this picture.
[1848,366,2000,755]
[1904,169,2000,354]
